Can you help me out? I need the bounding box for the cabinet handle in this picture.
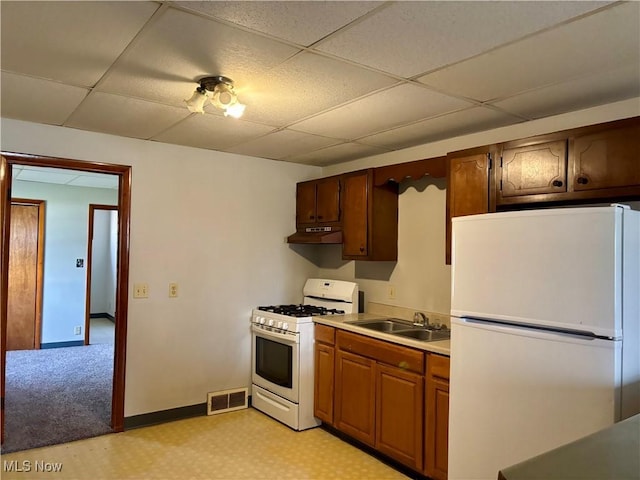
[359,246,365,253]
[552,180,563,187]
[317,215,323,220]
[309,215,315,219]
[577,177,589,185]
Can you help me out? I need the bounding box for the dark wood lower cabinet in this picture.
[376,364,424,470]
[334,349,376,446]
[315,326,452,477]
[425,354,451,480]
[314,342,335,424]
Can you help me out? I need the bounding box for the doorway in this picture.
[1,153,131,444]
[7,199,45,351]
[85,205,119,346]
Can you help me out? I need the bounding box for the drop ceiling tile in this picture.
[284,142,389,166]
[178,1,382,46]
[227,129,341,160]
[97,7,301,107]
[360,107,523,150]
[418,2,639,102]
[0,72,89,125]
[65,92,191,140]
[239,52,397,126]
[152,113,275,151]
[290,83,473,139]
[15,168,79,185]
[67,175,119,189]
[0,1,158,87]
[316,1,612,78]
[493,64,640,120]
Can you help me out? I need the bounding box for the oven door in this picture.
[251,325,300,403]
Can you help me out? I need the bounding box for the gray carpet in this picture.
[2,344,114,453]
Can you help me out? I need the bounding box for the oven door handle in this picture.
[251,325,300,344]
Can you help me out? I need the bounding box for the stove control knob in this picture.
[255,317,262,324]
[268,319,274,327]
[282,323,289,331]
[276,321,283,329]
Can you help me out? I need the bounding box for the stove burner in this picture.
[258,304,345,317]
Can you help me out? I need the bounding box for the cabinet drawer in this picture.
[315,324,335,345]
[428,354,450,381]
[336,330,424,375]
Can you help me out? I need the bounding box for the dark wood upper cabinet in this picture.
[342,170,398,261]
[296,176,341,228]
[496,117,640,206]
[571,120,640,191]
[445,147,493,264]
[499,140,567,198]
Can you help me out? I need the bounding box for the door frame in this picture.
[85,204,119,346]
[9,198,45,350]
[1,152,132,442]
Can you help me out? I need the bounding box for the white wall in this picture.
[10,180,118,343]
[2,118,322,416]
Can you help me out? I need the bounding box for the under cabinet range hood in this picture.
[287,226,342,244]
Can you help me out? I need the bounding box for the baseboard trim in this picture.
[124,395,253,430]
[40,340,84,349]
[90,312,115,322]
[124,403,207,430]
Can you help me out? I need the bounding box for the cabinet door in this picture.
[500,140,567,197]
[572,122,640,191]
[342,172,369,258]
[446,152,491,264]
[334,350,376,446]
[314,343,335,424]
[425,355,450,480]
[296,181,317,226]
[376,364,424,471]
[315,178,340,223]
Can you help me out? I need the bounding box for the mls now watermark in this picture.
[4,460,63,473]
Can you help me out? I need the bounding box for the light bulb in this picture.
[224,103,246,118]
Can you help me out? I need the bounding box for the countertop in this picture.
[498,414,640,480]
[314,313,451,356]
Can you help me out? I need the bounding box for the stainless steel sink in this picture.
[345,318,450,342]
[345,318,414,332]
[392,329,450,342]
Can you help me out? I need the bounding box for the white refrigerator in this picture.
[448,205,639,480]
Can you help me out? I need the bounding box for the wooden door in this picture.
[314,342,335,424]
[445,151,491,264]
[295,181,317,227]
[342,172,369,258]
[499,140,567,197]
[376,363,424,471]
[315,178,340,224]
[7,201,44,351]
[571,122,640,191]
[334,349,376,446]
[425,354,450,480]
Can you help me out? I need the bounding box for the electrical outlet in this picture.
[169,283,178,298]
[388,285,396,300]
[74,326,82,335]
[133,283,149,298]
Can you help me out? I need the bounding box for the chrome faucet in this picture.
[413,311,429,328]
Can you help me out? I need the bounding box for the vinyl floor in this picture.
[1,408,410,479]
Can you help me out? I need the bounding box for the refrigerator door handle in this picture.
[455,317,619,345]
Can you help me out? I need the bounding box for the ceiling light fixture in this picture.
[184,76,246,118]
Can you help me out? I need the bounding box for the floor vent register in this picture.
[207,388,248,415]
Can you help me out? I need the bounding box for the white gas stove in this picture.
[250,279,358,430]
